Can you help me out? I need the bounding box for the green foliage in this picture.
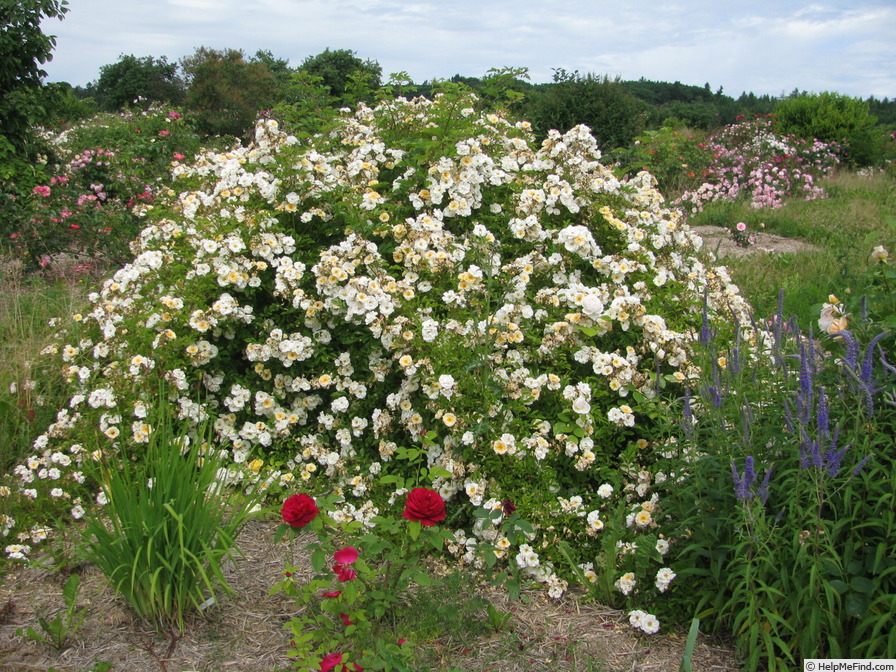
[17,573,88,649]
[181,47,278,139]
[0,266,93,475]
[271,71,338,139]
[298,48,382,105]
[620,124,708,196]
[664,301,896,667]
[39,82,97,126]
[251,49,292,98]
[0,0,69,150]
[80,392,260,632]
[679,617,700,672]
[775,92,880,166]
[94,54,185,111]
[525,70,645,150]
[1,103,203,266]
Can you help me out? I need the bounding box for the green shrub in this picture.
[622,124,708,197]
[775,92,880,166]
[525,70,646,151]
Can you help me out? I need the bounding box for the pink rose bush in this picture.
[676,114,840,212]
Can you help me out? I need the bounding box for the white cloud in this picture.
[39,0,895,98]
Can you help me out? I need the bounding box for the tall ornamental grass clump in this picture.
[665,290,896,668]
[81,390,259,631]
[8,90,754,624]
[676,114,841,212]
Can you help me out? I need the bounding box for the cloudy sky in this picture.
[40,0,895,99]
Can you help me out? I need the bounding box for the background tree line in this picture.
[3,0,894,191]
[54,46,891,166]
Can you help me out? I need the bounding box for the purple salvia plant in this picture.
[859,332,888,386]
[834,329,860,373]
[732,457,755,502]
[824,437,850,478]
[783,397,796,434]
[815,387,830,440]
[757,465,773,505]
[797,336,814,425]
[798,427,811,469]
[706,384,723,409]
[732,456,772,504]
[852,454,873,476]
[743,455,756,487]
[810,437,823,469]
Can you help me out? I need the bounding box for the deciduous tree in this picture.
[0,0,68,167]
[298,48,381,104]
[181,47,277,139]
[94,54,185,110]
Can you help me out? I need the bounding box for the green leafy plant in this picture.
[80,389,260,632]
[17,573,87,649]
[623,124,708,197]
[273,488,456,670]
[775,91,880,166]
[485,602,513,633]
[679,617,700,672]
[665,293,896,667]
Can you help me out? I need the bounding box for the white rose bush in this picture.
[12,90,757,627]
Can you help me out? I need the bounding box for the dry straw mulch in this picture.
[0,518,741,672]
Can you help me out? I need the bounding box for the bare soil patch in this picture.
[1,518,742,672]
[692,225,821,259]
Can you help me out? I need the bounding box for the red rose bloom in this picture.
[319,653,343,672]
[333,563,356,582]
[402,487,446,526]
[281,494,319,528]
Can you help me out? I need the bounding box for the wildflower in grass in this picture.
[870,245,890,263]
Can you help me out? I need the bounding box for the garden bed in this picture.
[0,518,741,672]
